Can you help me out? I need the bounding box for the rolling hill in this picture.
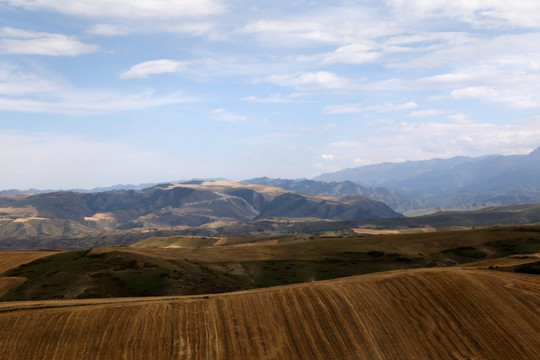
[0,266,538,359]
[2,225,539,301]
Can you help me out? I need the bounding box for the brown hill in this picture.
[0,181,400,247]
[0,267,538,359]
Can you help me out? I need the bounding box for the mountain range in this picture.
[0,181,399,242]
[245,177,431,215]
[315,147,540,209]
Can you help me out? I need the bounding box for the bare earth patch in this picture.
[12,217,48,223]
[83,213,116,222]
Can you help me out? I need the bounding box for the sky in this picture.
[1,0,540,189]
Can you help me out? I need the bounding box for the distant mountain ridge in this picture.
[245,177,431,215]
[315,147,540,208]
[0,181,400,241]
[0,178,230,196]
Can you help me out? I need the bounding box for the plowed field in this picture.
[0,267,538,360]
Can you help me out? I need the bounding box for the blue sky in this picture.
[1,0,540,189]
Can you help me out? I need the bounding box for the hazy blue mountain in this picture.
[314,148,540,208]
[244,177,431,215]
[0,178,229,195]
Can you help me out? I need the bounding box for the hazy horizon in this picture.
[2,0,540,189]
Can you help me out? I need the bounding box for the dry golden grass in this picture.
[159,181,290,199]
[83,212,116,222]
[0,277,26,297]
[0,267,538,360]
[0,250,64,274]
[352,227,437,235]
[0,250,65,298]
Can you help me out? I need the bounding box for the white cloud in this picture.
[298,43,381,65]
[256,71,357,90]
[241,93,306,103]
[211,108,247,123]
[417,64,540,109]
[447,113,472,123]
[0,0,225,19]
[0,62,63,95]
[0,63,194,114]
[322,43,381,64]
[119,59,187,79]
[321,154,334,160]
[326,119,540,166]
[324,101,418,114]
[160,22,218,36]
[0,91,191,115]
[407,109,445,117]
[324,104,364,114]
[0,27,98,56]
[385,0,540,28]
[392,33,540,70]
[86,24,133,36]
[241,19,341,44]
[240,5,399,45]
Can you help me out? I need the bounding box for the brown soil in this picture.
[0,267,538,360]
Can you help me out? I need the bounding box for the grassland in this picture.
[2,225,540,301]
[0,266,538,359]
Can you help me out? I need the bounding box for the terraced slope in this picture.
[0,267,538,360]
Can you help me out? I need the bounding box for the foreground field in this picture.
[0,266,538,360]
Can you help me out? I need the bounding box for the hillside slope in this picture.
[0,267,538,359]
